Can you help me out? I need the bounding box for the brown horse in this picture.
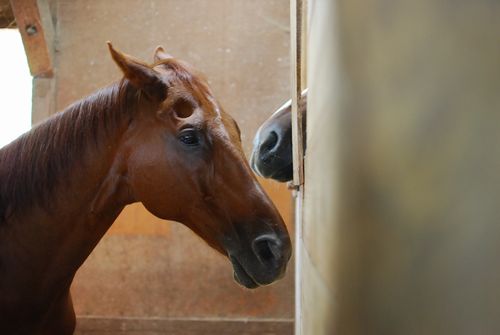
[0,43,291,335]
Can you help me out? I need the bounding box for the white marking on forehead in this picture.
[273,99,292,117]
[270,88,308,118]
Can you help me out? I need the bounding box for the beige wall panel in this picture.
[54,0,291,155]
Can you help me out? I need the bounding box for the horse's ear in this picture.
[107,42,166,101]
[154,46,174,63]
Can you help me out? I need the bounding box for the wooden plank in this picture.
[290,2,307,335]
[301,0,337,332]
[290,0,305,187]
[9,0,54,77]
[0,0,15,28]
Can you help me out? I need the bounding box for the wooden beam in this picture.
[290,0,306,187]
[10,0,54,77]
[291,2,307,335]
[0,0,15,28]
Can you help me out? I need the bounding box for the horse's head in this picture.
[250,90,307,183]
[107,43,291,288]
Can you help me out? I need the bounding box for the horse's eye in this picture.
[178,129,200,146]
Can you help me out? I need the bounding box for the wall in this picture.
[302,0,500,334]
[32,1,294,334]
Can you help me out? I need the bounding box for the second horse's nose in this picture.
[259,130,279,162]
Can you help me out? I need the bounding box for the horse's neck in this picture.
[0,85,135,294]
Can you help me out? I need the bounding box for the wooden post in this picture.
[290,1,307,334]
[0,0,15,28]
[10,0,54,77]
[290,0,305,187]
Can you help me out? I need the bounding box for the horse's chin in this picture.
[230,256,260,289]
[268,163,293,182]
[251,158,293,183]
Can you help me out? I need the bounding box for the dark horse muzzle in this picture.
[225,220,292,289]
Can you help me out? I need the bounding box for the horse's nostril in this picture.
[260,131,279,155]
[252,235,282,266]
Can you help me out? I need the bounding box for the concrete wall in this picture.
[32,1,294,334]
[302,0,500,334]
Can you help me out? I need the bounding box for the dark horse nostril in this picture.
[260,131,279,156]
[252,235,282,267]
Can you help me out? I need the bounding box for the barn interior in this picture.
[4,0,500,335]
[1,1,293,334]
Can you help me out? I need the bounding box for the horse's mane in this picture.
[0,79,138,223]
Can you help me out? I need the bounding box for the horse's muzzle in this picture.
[250,126,293,183]
[229,232,292,289]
